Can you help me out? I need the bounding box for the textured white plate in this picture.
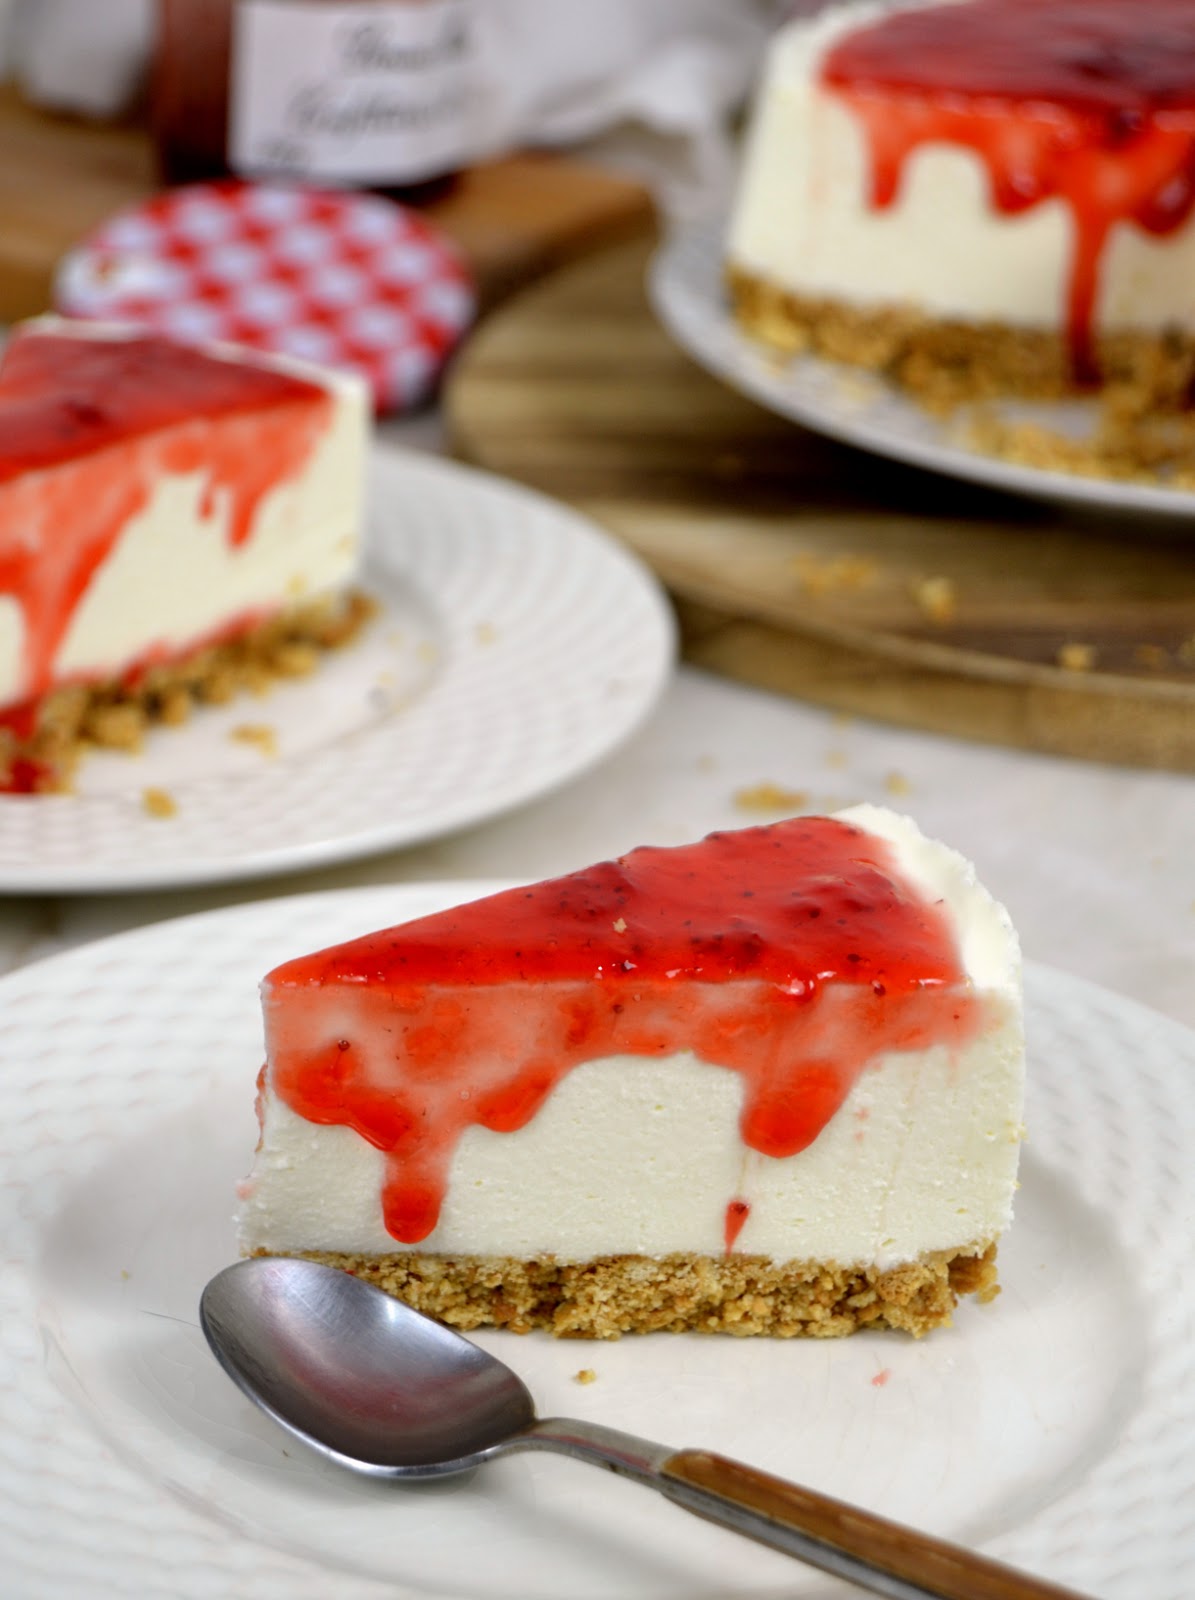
[3,882,1193,1599]
[0,450,674,893]
[650,222,1195,520]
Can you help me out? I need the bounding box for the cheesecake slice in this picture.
[728,0,1195,409]
[239,806,1024,1339]
[0,318,370,792]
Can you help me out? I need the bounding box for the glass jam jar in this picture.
[152,0,477,189]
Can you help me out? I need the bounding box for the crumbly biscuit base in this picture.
[255,1242,999,1340]
[0,590,375,794]
[727,267,1195,482]
[727,266,1195,409]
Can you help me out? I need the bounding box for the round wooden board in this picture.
[447,234,1195,772]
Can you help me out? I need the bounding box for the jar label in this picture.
[229,0,479,184]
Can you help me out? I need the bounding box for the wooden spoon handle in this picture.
[660,1449,1089,1600]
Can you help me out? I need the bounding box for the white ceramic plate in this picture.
[650,222,1195,519]
[0,451,674,893]
[4,882,1193,1599]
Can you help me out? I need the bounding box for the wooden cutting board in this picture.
[447,234,1195,773]
[0,86,654,320]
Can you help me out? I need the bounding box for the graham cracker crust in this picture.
[728,265,1195,482]
[0,589,375,794]
[256,1242,1000,1340]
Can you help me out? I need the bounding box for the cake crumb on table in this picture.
[733,783,809,813]
[912,576,957,623]
[142,787,177,819]
[574,1369,597,1385]
[1134,643,1169,669]
[792,551,876,596]
[231,723,279,759]
[884,771,912,797]
[1057,642,1098,672]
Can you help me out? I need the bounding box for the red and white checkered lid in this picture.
[54,180,475,414]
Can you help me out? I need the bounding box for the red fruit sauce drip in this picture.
[3,756,49,794]
[265,817,988,1246]
[724,1199,751,1254]
[821,0,1195,380]
[0,329,331,714]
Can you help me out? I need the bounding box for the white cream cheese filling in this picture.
[238,806,1025,1270]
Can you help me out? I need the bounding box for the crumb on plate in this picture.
[231,723,279,759]
[142,787,177,819]
[733,783,809,813]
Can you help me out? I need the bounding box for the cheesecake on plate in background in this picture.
[728,0,1195,416]
[0,319,370,793]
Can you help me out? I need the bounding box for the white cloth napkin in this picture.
[9,0,153,117]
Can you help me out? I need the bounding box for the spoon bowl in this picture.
[201,1257,1089,1600]
[202,1257,535,1475]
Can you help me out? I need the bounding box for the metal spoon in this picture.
[201,1257,1088,1600]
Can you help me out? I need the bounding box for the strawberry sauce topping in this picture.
[724,1199,752,1253]
[0,329,331,713]
[821,0,1195,378]
[265,818,985,1247]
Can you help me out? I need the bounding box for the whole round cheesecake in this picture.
[727,0,1195,405]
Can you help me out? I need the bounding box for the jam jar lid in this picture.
[54,179,475,414]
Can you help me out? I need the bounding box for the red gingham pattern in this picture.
[54,181,475,414]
